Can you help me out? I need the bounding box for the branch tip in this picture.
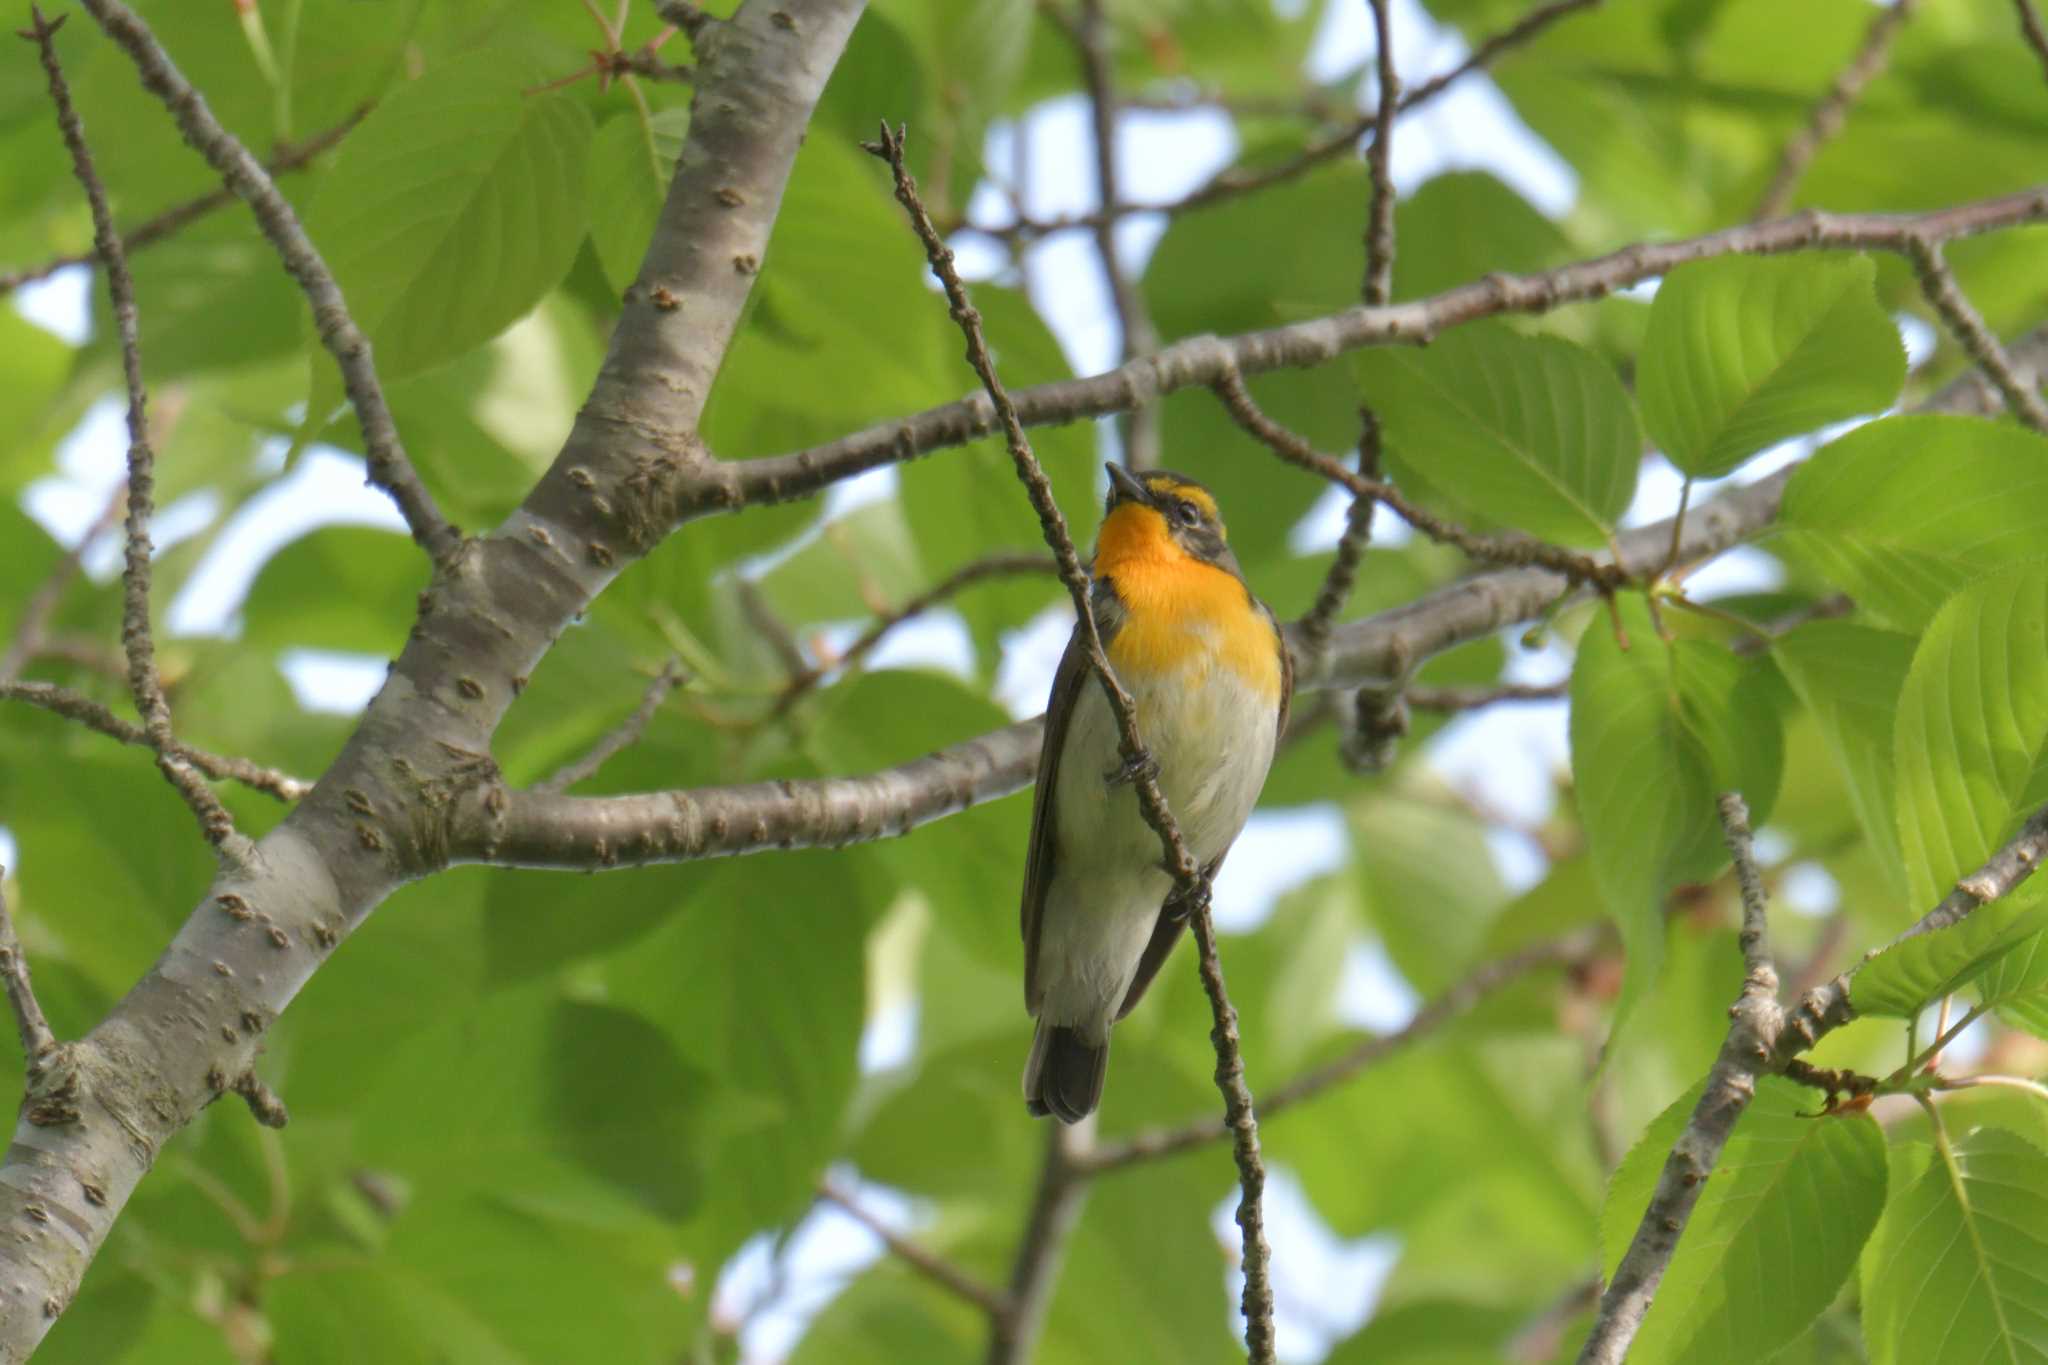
[231,1071,289,1129]
[0,877,57,1066]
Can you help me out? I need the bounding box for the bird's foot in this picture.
[1163,873,1213,924]
[1105,749,1160,789]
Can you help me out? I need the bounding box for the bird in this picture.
[1020,463,1291,1124]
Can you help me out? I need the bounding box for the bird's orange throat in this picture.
[1094,508,1281,698]
[1093,503,1173,574]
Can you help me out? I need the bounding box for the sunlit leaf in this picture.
[1638,255,1903,478]
[1601,1077,1886,1365]
[1359,321,1640,546]
[1861,1128,2048,1365]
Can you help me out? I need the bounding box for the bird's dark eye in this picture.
[1172,499,1200,528]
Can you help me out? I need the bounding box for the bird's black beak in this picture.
[1106,463,1151,509]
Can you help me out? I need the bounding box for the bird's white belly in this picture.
[1036,646,1278,1033]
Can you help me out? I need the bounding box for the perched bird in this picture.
[1021,464,1291,1123]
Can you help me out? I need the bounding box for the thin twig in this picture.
[818,1178,1013,1319]
[1065,0,1162,469]
[1778,802,2048,1067]
[1314,0,1400,679]
[1082,930,1594,1173]
[25,6,244,857]
[959,0,1599,242]
[231,1071,288,1129]
[0,106,368,297]
[1905,236,2048,433]
[736,578,810,682]
[0,874,56,1067]
[771,553,1058,719]
[78,0,459,562]
[2015,0,2048,84]
[737,188,2048,507]
[1294,414,1382,669]
[1576,793,1782,1365]
[1361,0,1399,308]
[1210,366,1626,589]
[0,681,310,801]
[536,660,686,793]
[1752,0,1918,221]
[863,121,1275,1364]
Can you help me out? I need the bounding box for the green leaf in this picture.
[1777,415,2048,631]
[1861,1128,2048,1365]
[1637,255,1904,478]
[1571,602,1781,1026]
[602,850,875,1235]
[1358,321,1640,546]
[355,988,712,1223]
[703,137,951,455]
[1275,1034,1600,1260]
[306,47,592,389]
[1601,1077,1886,1365]
[1391,171,1571,303]
[267,1188,691,1363]
[1038,1161,1240,1364]
[1325,1299,1529,1365]
[241,526,426,654]
[1773,621,1915,899]
[587,109,691,295]
[0,306,69,447]
[1348,794,1507,995]
[1851,883,2048,1017]
[1226,872,1358,1081]
[1893,566,2048,910]
[787,1263,986,1365]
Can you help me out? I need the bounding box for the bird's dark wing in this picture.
[1022,582,1125,1010]
[1267,600,1293,742]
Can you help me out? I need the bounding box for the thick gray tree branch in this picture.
[1576,794,1782,1365]
[450,322,2048,873]
[723,188,2048,509]
[0,4,864,1356]
[77,0,457,562]
[458,469,1787,869]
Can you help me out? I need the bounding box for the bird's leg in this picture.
[1162,868,1214,924]
[1105,747,1160,788]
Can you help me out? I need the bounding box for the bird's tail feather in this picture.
[1023,1020,1108,1124]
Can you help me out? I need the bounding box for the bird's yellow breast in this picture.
[1097,535,1282,702]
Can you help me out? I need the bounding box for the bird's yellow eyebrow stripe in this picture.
[1174,485,1219,520]
[1144,477,1224,538]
